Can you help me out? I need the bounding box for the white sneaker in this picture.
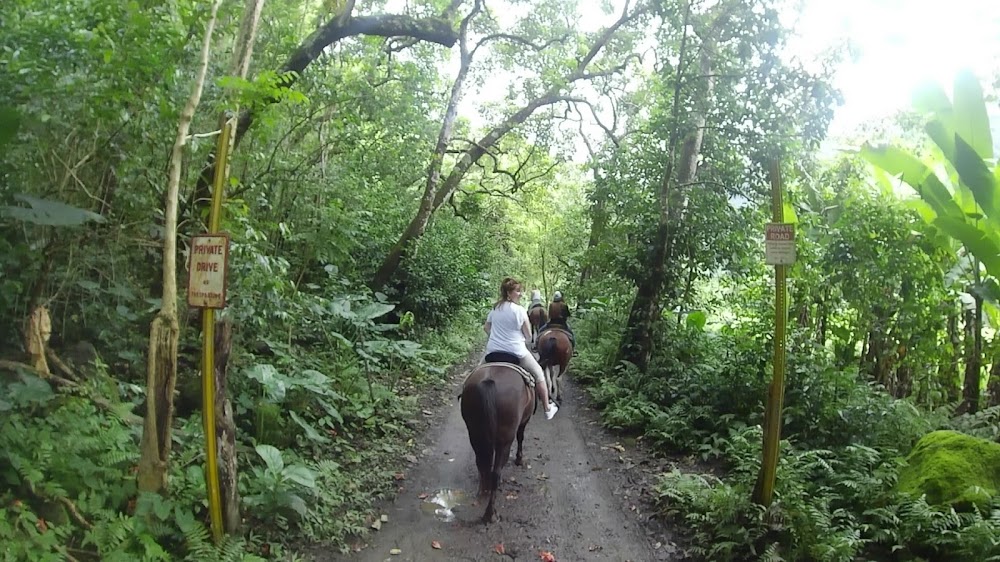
[545,403,558,420]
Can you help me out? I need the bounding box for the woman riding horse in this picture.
[483,278,557,420]
[461,278,557,522]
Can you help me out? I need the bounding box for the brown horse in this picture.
[460,360,535,523]
[536,328,572,404]
[527,305,547,348]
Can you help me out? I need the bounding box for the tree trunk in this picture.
[678,243,697,326]
[960,296,983,414]
[816,296,827,345]
[368,3,480,292]
[540,245,548,299]
[894,339,912,398]
[578,131,609,293]
[895,364,911,398]
[137,0,222,494]
[796,299,810,328]
[986,343,1000,408]
[863,308,895,392]
[229,0,265,81]
[858,327,871,374]
[138,317,180,493]
[25,306,52,377]
[945,306,961,402]
[578,191,607,289]
[620,223,672,370]
[619,13,711,370]
[213,318,240,532]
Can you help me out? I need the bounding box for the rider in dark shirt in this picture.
[539,291,575,349]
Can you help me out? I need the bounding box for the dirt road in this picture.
[327,361,677,562]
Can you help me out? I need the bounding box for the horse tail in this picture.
[479,378,499,479]
[538,335,557,368]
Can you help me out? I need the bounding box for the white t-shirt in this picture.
[485,301,530,357]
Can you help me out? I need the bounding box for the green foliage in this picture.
[863,71,1000,279]
[576,270,995,560]
[0,367,239,560]
[242,445,317,522]
[400,216,501,328]
[781,333,938,452]
[655,429,1000,561]
[948,404,1000,441]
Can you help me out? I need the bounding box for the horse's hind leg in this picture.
[469,431,492,497]
[483,441,513,523]
[497,441,513,474]
[549,364,560,404]
[514,421,527,466]
[483,486,497,524]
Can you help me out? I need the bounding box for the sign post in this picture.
[753,160,794,507]
[765,223,795,266]
[187,234,230,308]
[188,116,236,542]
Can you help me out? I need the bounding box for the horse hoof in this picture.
[515,457,523,466]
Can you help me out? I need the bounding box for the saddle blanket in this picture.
[470,363,535,388]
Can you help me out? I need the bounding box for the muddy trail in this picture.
[320,354,679,562]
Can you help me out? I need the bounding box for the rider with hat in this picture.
[540,291,575,349]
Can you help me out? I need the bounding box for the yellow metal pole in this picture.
[753,160,788,506]
[202,115,236,542]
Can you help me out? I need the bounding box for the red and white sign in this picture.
[765,223,795,265]
[187,234,230,308]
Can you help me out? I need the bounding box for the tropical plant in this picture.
[863,70,1000,413]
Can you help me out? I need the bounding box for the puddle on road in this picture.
[420,489,467,522]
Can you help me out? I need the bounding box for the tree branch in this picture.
[189,11,459,222]
[567,98,620,147]
[470,31,572,57]
[447,193,471,221]
[578,53,642,80]
[572,0,645,78]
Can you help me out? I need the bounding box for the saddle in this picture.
[538,326,571,338]
[480,352,535,388]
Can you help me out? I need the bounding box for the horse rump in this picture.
[537,334,558,367]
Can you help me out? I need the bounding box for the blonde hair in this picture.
[493,277,521,309]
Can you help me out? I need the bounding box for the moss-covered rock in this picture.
[896,430,1000,510]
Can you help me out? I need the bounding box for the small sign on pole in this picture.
[765,223,796,265]
[187,234,230,309]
